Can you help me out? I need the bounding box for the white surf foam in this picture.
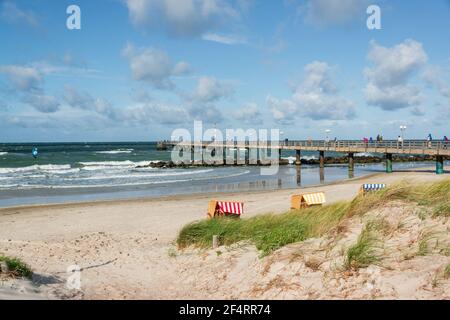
[95,149,134,154]
[0,164,72,174]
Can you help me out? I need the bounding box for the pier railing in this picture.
[166,140,449,155]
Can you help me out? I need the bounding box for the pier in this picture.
[161,140,449,175]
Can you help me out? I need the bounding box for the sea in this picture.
[0,142,443,208]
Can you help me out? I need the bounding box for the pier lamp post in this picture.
[400,125,407,141]
[325,129,331,147]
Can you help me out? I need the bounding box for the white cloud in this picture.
[125,0,238,37]
[299,0,369,27]
[202,32,247,45]
[194,76,233,102]
[187,103,224,123]
[364,39,428,110]
[122,43,191,89]
[0,1,38,27]
[0,65,42,91]
[125,103,189,125]
[268,61,356,123]
[422,65,450,98]
[23,94,60,113]
[64,86,117,120]
[231,102,262,124]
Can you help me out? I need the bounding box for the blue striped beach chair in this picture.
[360,184,386,195]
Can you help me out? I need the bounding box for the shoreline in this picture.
[0,170,385,213]
[0,165,446,212]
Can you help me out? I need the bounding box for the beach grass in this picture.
[178,202,350,257]
[0,255,33,279]
[445,264,450,279]
[345,223,381,270]
[177,179,450,257]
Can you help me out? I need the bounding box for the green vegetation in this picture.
[417,230,440,256]
[348,179,450,218]
[178,202,350,257]
[445,264,450,279]
[0,255,33,279]
[345,224,381,270]
[177,179,450,257]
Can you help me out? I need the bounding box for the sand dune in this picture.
[0,168,448,299]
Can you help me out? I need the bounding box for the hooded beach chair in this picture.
[207,200,244,219]
[360,184,386,195]
[291,192,326,209]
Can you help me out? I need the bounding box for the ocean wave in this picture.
[95,149,134,154]
[79,160,151,167]
[355,152,374,157]
[0,169,250,190]
[65,169,215,181]
[0,164,72,174]
[301,156,318,161]
[0,152,8,156]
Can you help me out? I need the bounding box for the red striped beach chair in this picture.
[207,200,244,219]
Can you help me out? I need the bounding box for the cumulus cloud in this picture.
[231,102,262,124]
[0,65,42,92]
[364,39,428,110]
[299,0,369,27]
[187,103,224,123]
[0,1,39,27]
[22,94,60,113]
[125,0,238,37]
[125,103,189,125]
[422,65,450,98]
[268,61,356,123]
[64,86,117,120]
[122,43,191,89]
[194,76,233,102]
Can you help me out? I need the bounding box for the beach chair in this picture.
[291,192,326,210]
[207,200,244,219]
[360,184,386,195]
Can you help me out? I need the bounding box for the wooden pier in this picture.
[160,140,449,174]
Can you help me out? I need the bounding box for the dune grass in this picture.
[445,264,450,279]
[0,255,33,279]
[345,223,381,270]
[178,202,350,257]
[177,179,450,257]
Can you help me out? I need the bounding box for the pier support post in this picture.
[296,165,301,186]
[278,149,282,163]
[295,149,301,166]
[223,147,227,165]
[436,155,444,174]
[319,151,325,168]
[386,153,393,173]
[348,152,354,173]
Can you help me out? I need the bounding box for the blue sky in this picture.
[0,0,449,142]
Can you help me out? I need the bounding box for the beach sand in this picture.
[0,168,448,299]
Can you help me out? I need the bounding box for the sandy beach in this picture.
[0,168,448,299]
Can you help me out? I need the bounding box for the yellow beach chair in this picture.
[291,192,326,209]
